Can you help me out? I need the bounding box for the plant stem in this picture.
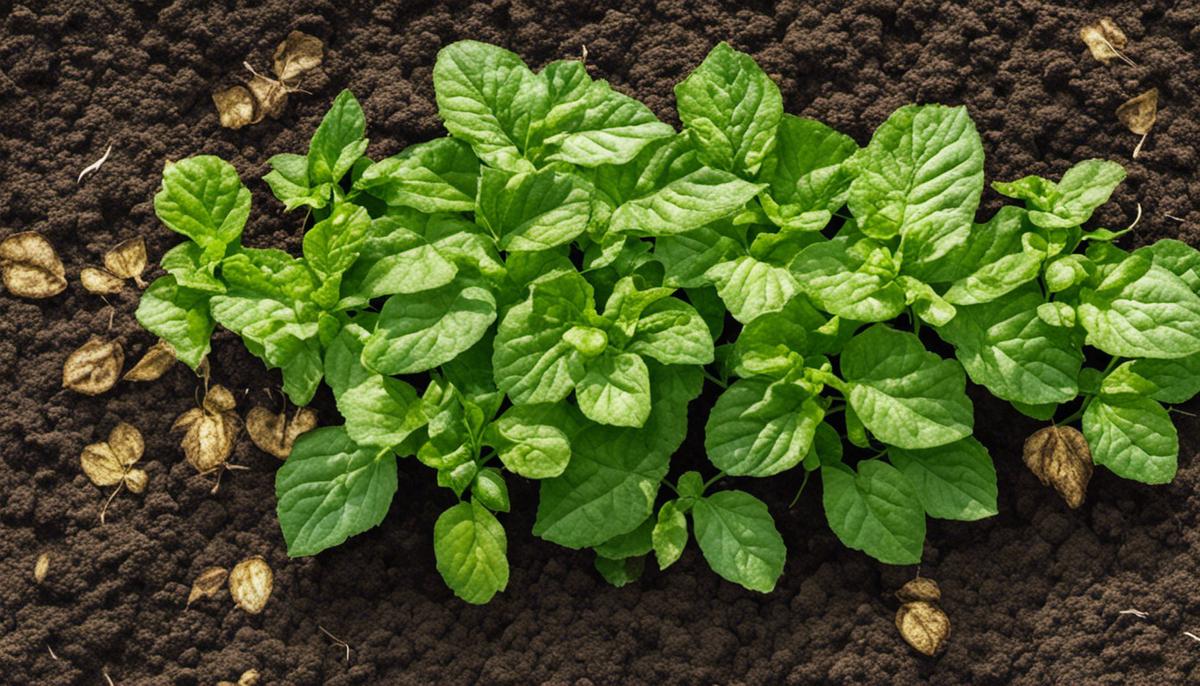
[788,470,812,508]
[702,470,726,492]
[701,369,727,389]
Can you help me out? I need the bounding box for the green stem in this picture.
[788,470,812,508]
[702,470,726,492]
[702,369,728,389]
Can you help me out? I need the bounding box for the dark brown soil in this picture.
[2,0,1200,684]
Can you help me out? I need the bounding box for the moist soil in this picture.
[2,1,1200,684]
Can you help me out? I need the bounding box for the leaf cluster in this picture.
[137,40,1200,601]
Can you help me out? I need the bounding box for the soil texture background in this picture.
[3,0,1200,684]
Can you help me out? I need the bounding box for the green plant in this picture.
[137,40,1200,603]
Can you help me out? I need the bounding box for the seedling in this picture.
[136,40,1200,604]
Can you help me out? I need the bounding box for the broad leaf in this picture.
[434,500,509,604]
[692,490,786,593]
[1083,396,1177,484]
[155,156,250,260]
[889,438,998,521]
[135,276,214,369]
[356,137,480,213]
[308,90,369,186]
[363,282,497,375]
[821,461,925,564]
[705,378,823,477]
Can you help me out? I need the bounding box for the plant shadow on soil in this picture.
[2,1,1200,684]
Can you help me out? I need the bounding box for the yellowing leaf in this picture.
[176,411,238,474]
[81,442,126,486]
[1079,18,1135,66]
[81,423,147,499]
[0,231,67,299]
[1023,425,1093,508]
[229,556,273,614]
[108,422,144,467]
[124,340,177,382]
[246,406,318,459]
[896,601,951,656]
[63,337,124,396]
[187,566,228,607]
[80,267,125,294]
[273,31,324,84]
[213,85,257,129]
[1116,88,1158,159]
[104,237,147,286]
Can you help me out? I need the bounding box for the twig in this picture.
[1119,609,1149,619]
[78,144,113,184]
[318,625,352,663]
[1165,214,1186,223]
[46,643,58,660]
[1132,132,1149,159]
[103,670,116,686]
[1185,631,1200,642]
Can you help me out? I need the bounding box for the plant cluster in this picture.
[136,40,1200,603]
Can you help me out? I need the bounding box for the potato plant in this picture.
[136,40,1200,603]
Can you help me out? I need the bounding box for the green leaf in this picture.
[159,242,225,293]
[1078,258,1200,359]
[656,226,740,289]
[609,167,765,236]
[135,276,214,369]
[434,500,509,604]
[472,468,510,513]
[594,554,645,587]
[303,202,371,307]
[938,285,1083,406]
[308,90,369,186]
[276,426,397,556]
[841,325,973,450]
[363,282,497,375]
[476,167,593,251]
[705,378,824,477]
[847,105,984,246]
[593,516,655,559]
[692,490,786,593]
[1135,239,1200,290]
[791,238,906,322]
[356,137,480,213]
[821,461,925,564]
[576,351,652,428]
[340,372,426,449]
[541,73,675,167]
[762,115,857,211]
[1101,355,1200,404]
[486,404,574,479]
[626,298,715,365]
[263,152,330,212]
[652,500,689,570]
[1007,160,1126,229]
[434,41,545,171]
[343,220,460,299]
[705,256,799,324]
[493,270,592,404]
[889,438,998,521]
[1083,396,1178,484]
[675,42,783,175]
[942,241,1044,306]
[155,156,250,261]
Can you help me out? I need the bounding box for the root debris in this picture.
[319,625,352,663]
[78,143,113,183]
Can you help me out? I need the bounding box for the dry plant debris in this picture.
[186,566,228,608]
[246,405,318,459]
[78,143,113,183]
[34,552,49,584]
[173,384,240,474]
[1116,88,1158,159]
[213,31,324,129]
[217,668,261,686]
[1080,18,1136,66]
[229,556,273,614]
[1023,425,1093,509]
[81,422,147,523]
[81,237,148,294]
[63,337,124,395]
[896,577,942,603]
[0,231,67,299]
[896,600,951,656]
[123,339,178,381]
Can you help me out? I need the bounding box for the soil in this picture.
[2,0,1200,684]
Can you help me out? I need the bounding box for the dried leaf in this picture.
[273,31,324,84]
[178,412,238,474]
[238,669,261,686]
[1023,426,1093,509]
[108,422,144,467]
[81,442,126,487]
[229,556,273,614]
[34,553,49,584]
[104,237,147,286]
[80,267,125,294]
[896,601,951,656]
[213,85,258,129]
[63,337,124,395]
[187,566,228,607]
[1080,18,1134,66]
[171,407,205,433]
[896,577,942,604]
[82,422,144,488]
[246,74,288,120]
[0,231,67,299]
[246,406,318,460]
[123,468,148,494]
[1117,88,1158,135]
[124,340,177,382]
[204,385,237,414]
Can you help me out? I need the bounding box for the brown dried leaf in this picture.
[213,85,258,129]
[229,556,273,614]
[187,566,229,608]
[246,74,288,120]
[238,669,261,686]
[124,339,177,382]
[108,422,144,467]
[171,407,205,433]
[34,553,49,584]
[123,468,148,494]
[63,337,124,395]
[246,406,318,459]
[80,267,125,294]
[81,442,126,487]
[1117,88,1158,158]
[179,412,238,474]
[204,384,237,414]
[896,577,942,604]
[0,231,67,299]
[273,31,324,84]
[1023,425,1093,509]
[104,237,147,286]
[1079,18,1133,65]
[896,601,951,656]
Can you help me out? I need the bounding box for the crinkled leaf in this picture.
[692,490,785,593]
[821,461,925,565]
[1083,396,1178,484]
[889,438,997,521]
[363,282,497,375]
[433,500,509,604]
[705,377,824,477]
